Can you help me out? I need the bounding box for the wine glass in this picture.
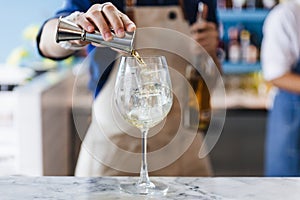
[114,55,173,195]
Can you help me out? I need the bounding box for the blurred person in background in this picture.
[261,0,300,176]
[37,0,221,176]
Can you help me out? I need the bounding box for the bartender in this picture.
[37,0,220,176]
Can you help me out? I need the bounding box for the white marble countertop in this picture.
[1,176,300,200]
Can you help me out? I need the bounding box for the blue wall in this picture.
[0,1,62,63]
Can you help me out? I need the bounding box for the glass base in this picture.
[120,181,168,195]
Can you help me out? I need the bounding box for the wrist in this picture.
[58,41,86,50]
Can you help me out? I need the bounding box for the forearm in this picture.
[39,19,75,59]
[190,21,221,74]
[271,72,300,94]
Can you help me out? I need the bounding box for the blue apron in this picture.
[265,61,300,176]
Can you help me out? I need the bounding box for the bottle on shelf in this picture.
[246,44,258,63]
[240,29,250,62]
[217,0,227,9]
[228,27,241,63]
[246,0,256,9]
[232,0,246,10]
[262,0,278,9]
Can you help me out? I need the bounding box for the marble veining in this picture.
[1,176,300,200]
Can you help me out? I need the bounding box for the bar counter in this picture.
[1,176,300,199]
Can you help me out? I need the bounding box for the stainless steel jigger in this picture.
[56,17,135,53]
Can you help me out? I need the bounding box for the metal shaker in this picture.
[56,17,135,53]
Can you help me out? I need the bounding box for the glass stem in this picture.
[138,128,151,186]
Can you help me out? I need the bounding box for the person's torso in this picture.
[276,59,300,101]
[57,0,217,24]
[56,0,217,96]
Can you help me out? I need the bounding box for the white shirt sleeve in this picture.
[261,4,299,81]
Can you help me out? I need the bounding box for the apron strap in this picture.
[125,0,135,7]
[125,0,136,21]
[124,0,187,22]
[178,0,187,20]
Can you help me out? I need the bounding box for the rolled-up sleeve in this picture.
[36,0,90,60]
[261,5,299,81]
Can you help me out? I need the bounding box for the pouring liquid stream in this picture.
[131,49,146,66]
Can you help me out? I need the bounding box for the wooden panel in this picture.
[41,72,74,176]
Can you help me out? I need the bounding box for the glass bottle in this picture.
[228,27,241,63]
[184,2,212,132]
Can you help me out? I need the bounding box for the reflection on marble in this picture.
[1,176,300,200]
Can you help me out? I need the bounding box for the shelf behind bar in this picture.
[218,9,270,23]
[222,61,261,74]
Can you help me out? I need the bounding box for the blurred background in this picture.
[0,0,280,177]
[1,1,62,62]
[0,0,86,176]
